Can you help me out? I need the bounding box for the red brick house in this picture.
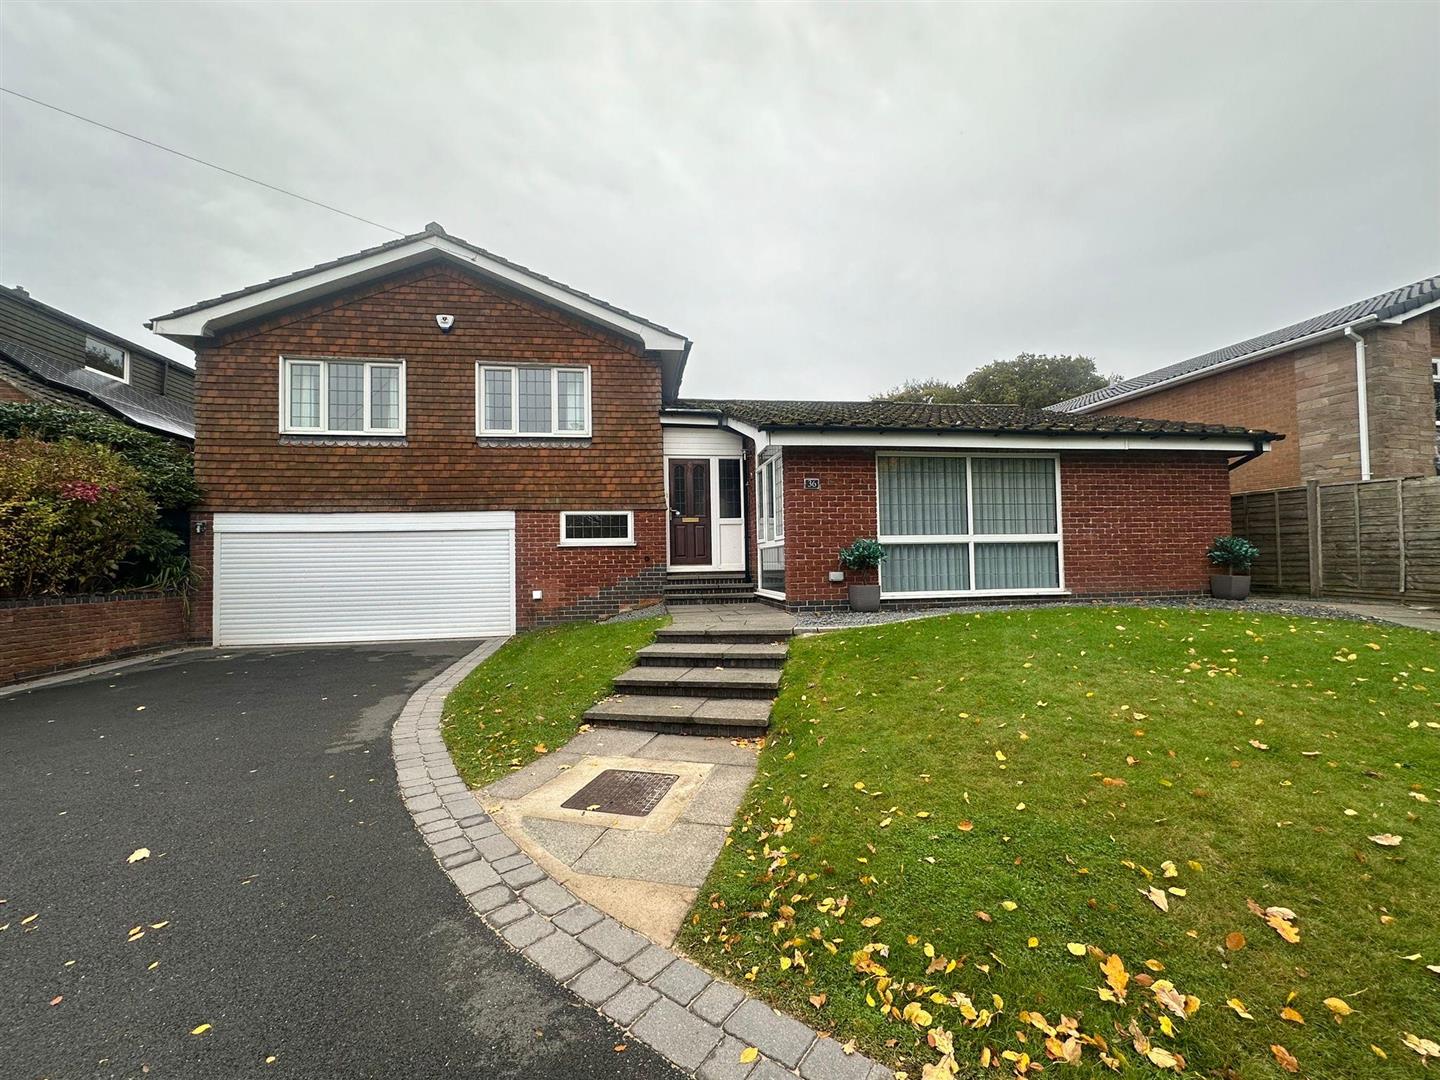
[1051,275,1440,493]
[148,224,1278,643]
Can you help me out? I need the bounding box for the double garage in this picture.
[211,513,517,646]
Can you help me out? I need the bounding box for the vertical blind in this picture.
[878,456,1060,594]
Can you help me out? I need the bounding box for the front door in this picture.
[668,458,711,565]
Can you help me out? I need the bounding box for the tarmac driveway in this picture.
[0,643,680,1079]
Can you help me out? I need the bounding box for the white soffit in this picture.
[150,238,689,354]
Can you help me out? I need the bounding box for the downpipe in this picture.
[1343,324,1371,481]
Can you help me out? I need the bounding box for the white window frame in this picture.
[875,452,1067,599]
[279,356,406,436]
[559,510,635,547]
[1431,358,1439,430]
[756,453,785,599]
[83,335,129,383]
[476,364,592,438]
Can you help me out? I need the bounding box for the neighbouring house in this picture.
[1050,275,1440,492]
[0,285,195,440]
[147,223,1277,645]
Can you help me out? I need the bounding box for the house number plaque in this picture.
[804,477,821,490]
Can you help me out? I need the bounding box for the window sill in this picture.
[558,540,637,548]
[476,436,591,449]
[756,588,786,601]
[280,434,408,447]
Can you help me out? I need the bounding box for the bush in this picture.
[0,438,158,596]
[1206,534,1260,575]
[0,403,199,509]
[838,537,888,571]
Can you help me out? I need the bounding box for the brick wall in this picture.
[778,448,878,606]
[516,509,665,626]
[0,376,31,403]
[1058,450,1232,595]
[1,594,191,686]
[189,262,671,635]
[1363,319,1437,480]
[773,448,1231,607]
[1091,352,1299,492]
[1094,320,1438,491]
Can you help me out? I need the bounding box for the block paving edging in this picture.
[391,639,893,1080]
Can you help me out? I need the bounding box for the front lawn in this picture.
[441,615,666,787]
[680,607,1438,1078]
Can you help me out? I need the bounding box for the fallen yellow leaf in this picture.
[127,848,150,864]
[739,1047,759,1064]
[190,1023,212,1036]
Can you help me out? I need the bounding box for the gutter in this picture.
[1343,324,1371,481]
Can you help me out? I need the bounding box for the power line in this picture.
[1,86,403,236]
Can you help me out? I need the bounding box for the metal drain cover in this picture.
[562,769,680,817]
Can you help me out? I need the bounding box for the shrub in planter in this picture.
[0,437,158,596]
[1206,535,1260,600]
[838,538,887,612]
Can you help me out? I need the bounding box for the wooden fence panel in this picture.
[1401,476,1440,597]
[1276,488,1313,594]
[1231,475,1440,602]
[1318,485,1360,591]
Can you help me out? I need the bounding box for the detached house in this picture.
[149,224,1277,646]
[1052,275,1440,492]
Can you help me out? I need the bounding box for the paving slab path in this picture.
[0,642,681,1080]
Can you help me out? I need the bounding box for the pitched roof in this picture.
[1052,273,1440,412]
[673,398,1278,440]
[0,339,194,439]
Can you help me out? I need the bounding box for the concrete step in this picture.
[613,665,781,699]
[634,642,788,668]
[584,693,772,737]
[656,625,794,645]
[665,572,750,584]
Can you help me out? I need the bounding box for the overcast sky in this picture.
[1,1,1436,398]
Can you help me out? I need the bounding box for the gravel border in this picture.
[795,595,1395,631]
[392,639,892,1080]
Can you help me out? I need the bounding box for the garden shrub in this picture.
[0,403,199,509]
[0,437,158,596]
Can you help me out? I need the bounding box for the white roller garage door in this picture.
[213,512,515,645]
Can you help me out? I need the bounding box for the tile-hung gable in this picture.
[1051,274,1440,414]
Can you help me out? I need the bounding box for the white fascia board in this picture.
[150,237,689,354]
[763,430,1264,453]
[1065,315,1381,415]
[715,415,769,452]
[214,511,516,533]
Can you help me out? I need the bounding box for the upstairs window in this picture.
[477,365,590,437]
[281,357,405,435]
[84,336,128,382]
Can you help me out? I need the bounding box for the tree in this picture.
[874,354,1113,410]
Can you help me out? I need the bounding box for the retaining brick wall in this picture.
[516,509,666,627]
[0,593,192,686]
[775,447,1232,606]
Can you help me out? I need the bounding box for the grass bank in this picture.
[441,615,666,788]
[680,607,1438,1078]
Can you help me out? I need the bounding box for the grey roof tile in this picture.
[1051,273,1440,411]
[672,398,1277,440]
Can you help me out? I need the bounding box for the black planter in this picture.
[848,584,881,612]
[1210,574,1251,600]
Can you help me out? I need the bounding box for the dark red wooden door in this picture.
[668,459,711,565]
